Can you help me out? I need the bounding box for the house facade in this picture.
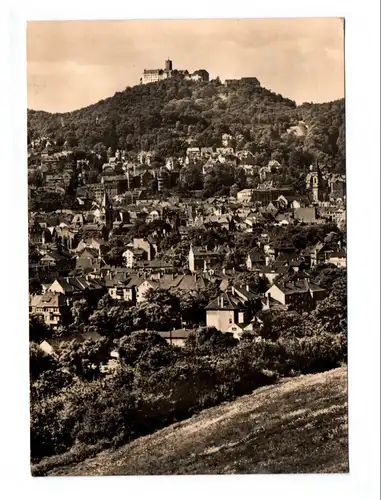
[205,292,248,333]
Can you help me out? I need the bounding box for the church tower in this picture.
[307,160,323,203]
[100,190,114,230]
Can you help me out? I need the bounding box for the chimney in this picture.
[246,284,250,292]
[266,293,270,308]
[219,295,224,308]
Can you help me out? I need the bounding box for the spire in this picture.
[101,190,109,210]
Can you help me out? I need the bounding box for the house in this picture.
[236,150,255,165]
[327,251,347,268]
[135,260,176,275]
[30,291,70,327]
[123,247,147,268]
[265,202,278,217]
[236,188,254,203]
[200,147,214,158]
[48,277,104,304]
[157,328,193,347]
[246,249,266,270]
[275,251,301,268]
[136,279,158,303]
[205,292,248,333]
[75,237,107,254]
[186,147,201,162]
[163,273,211,293]
[265,277,328,313]
[274,213,292,226]
[39,250,74,273]
[29,221,53,246]
[189,245,220,273]
[256,265,290,285]
[56,225,77,250]
[132,237,156,261]
[307,242,333,267]
[108,277,138,303]
[75,247,102,271]
[294,207,318,224]
[251,187,294,204]
[216,147,235,156]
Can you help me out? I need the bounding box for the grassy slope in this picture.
[46,367,348,476]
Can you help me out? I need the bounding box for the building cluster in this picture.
[140,59,210,85]
[139,58,263,87]
[29,144,346,342]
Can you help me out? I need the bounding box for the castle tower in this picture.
[165,58,173,72]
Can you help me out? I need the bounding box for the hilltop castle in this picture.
[140,59,209,85]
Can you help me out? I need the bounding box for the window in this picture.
[229,318,233,324]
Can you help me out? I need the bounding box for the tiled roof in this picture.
[205,292,245,311]
[157,329,193,340]
[273,279,325,295]
[191,246,218,257]
[53,277,103,293]
[33,291,67,308]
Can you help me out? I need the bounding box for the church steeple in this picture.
[100,189,113,230]
[311,160,322,202]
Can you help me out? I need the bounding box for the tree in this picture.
[310,276,347,334]
[29,278,42,295]
[30,342,58,381]
[178,164,203,191]
[58,338,112,381]
[71,299,91,326]
[117,331,170,369]
[185,326,238,354]
[29,316,52,343]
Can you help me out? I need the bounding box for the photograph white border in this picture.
[1,0,380,499]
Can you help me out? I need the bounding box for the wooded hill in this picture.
[27,77,345,172]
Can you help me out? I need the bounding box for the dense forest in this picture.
[27,77,345,173]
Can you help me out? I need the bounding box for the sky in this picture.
[27,18,345,113]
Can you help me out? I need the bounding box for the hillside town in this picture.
[28,125,346,351]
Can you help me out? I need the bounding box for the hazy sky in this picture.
[27,18,345,113]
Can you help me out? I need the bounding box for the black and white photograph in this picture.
[25,17,351,477]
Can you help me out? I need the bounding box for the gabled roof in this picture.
[77,247,99,258]
[247,249,265,262]
[205,292,245,311]
[272,278,325,295]
[136,259,174,269]
[157,329,193,340]
[33,291,67,308]
[275,251,300,263]
[191,246,218,257]
[51,277,103,293]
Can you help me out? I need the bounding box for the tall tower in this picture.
[100,190,114,230]
[165,58,173,72]
[311,160,322,202]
